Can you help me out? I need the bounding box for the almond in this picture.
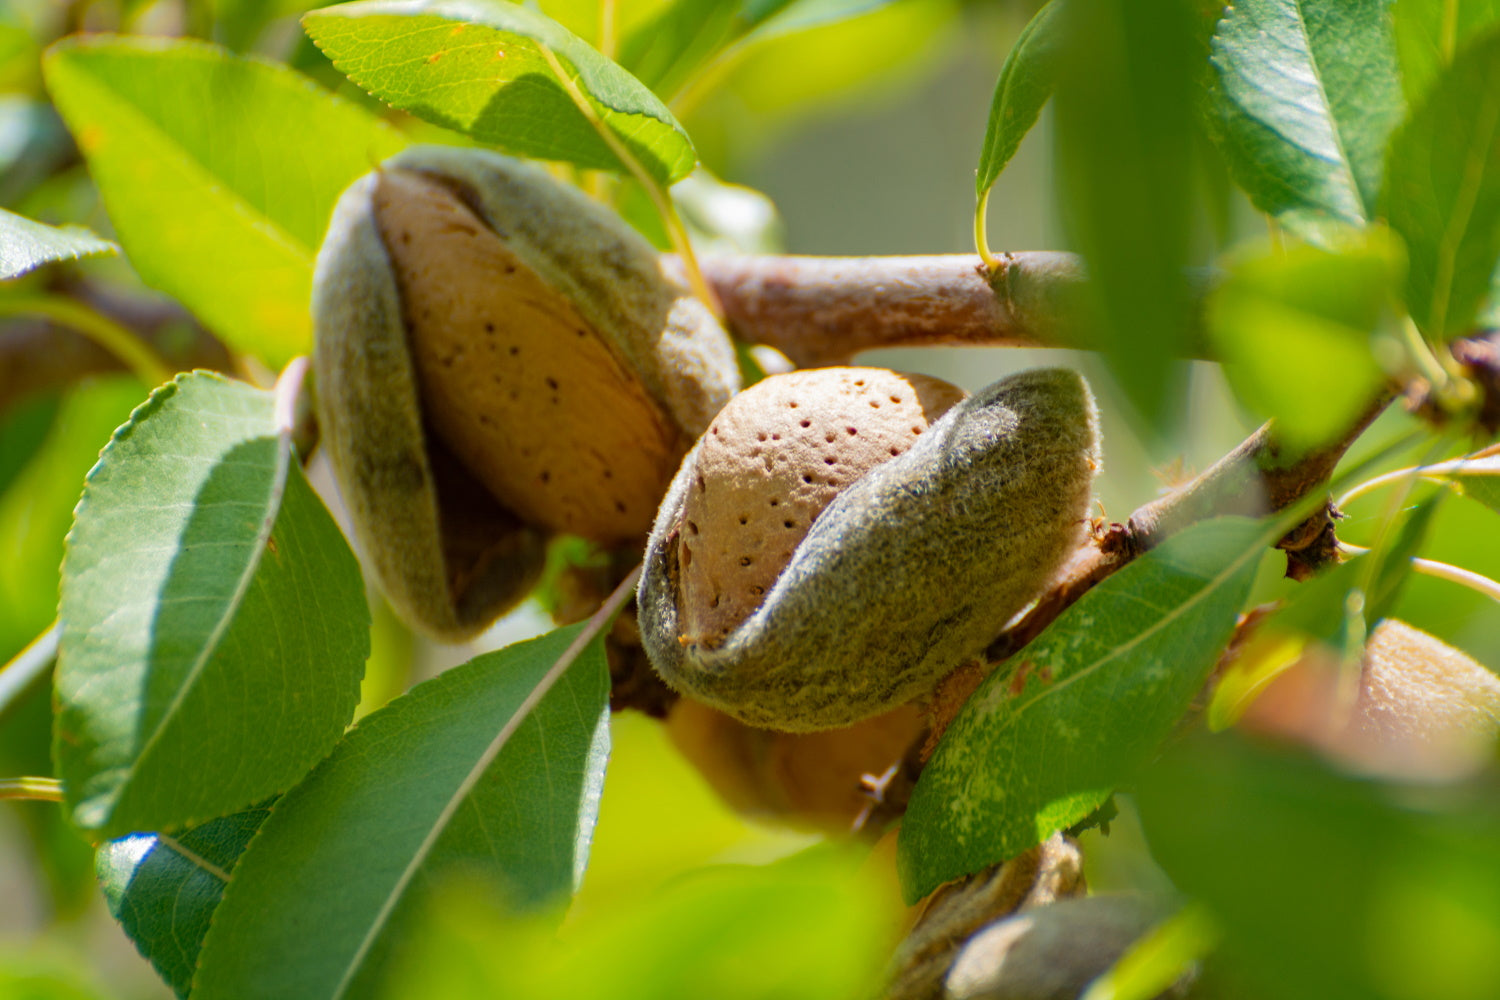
[677,368,968,647]
[1241,619,1500,779]
[373,168,680,543]
[639,367,1101,731]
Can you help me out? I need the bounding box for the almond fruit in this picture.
[639,367,1101,731]
[666,696,927,833]
[677,368,968,648]
[1240,619,1500,779]
[313,146,739,640]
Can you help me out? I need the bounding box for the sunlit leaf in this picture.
[1392,0,1500,105]
[975,0,1063,199]
[55,373,369,836]
[192,624,610,1000]
[899,518,1265,902]
[0,206,116,279]
[1385,26,1500,341]
[42,36,406,366]
[303,0,696,184]
[384,847,896,1000]
[1138,736,1500,1000]
[1206,0,1404,244]
[1207,236,1396,453]
[96,803,272,998]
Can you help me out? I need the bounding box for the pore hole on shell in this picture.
[847,427,857,435]
[484,322,495,333]
[891,395,901,403]
[615,501,626,513]
[783,520,795,528]
[912,426,922,434]
[890,447,901,456]
[687,521,699,534]
[870,400,880,408]
[824,457,836,465]
[738,515,748,525]
[799,419,811,428]
[769,498,780,506]
[801,474,813,484]
[789,401,799,408]
[825,433,836,442]
[739,556,752,566]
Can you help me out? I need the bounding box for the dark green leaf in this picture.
[0,392,60,507]
[1367,489,1444,624]
[303,0,696,184]
[192,624,611,1000]
[1138,736,1500,1000]
[96,803,272,998]
[898,517,1265,903]
[55,373,368,837]
[1206,0,1404,243]
[0,378,145,658]
[1392,0,1500,105]
[1052,0,1200,429]
[1385,26,1500,341]
[1207,237,1396,453]
[975,0,1064,199]
[42,36,407,366]
[0,205,116,278]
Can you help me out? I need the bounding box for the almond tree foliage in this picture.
[0,1,1499,999]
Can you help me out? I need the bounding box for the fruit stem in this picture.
[0,621,58,720]
[0,777,64,803]
[538,45,723,322]
[1339,543,1500,604]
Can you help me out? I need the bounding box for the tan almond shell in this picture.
[313,146,738,640]
[313,169,545,641]
[639,367,1101,732]
[373,169,682,541]
[677,368,968,647]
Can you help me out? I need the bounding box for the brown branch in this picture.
[685,252,1100,367]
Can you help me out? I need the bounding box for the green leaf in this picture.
[1385,26,1500,341]
[191,624,611,1000]
[1206,0,1405,244]
[1052,0,1200,429]
[54,372,369,837]
[1427,451,1500,515]
[0,378,146,658]
[619,0,742,97]
[42,36,407,367]
[1393,0,1500,105]
[96,803,272,999]
[0,206,116,279]
[975,0,1064,199]
[384,847,896,1000]
[303,0,696,184]
[898,517,1265,903]
[741,0,898,42]
[1137,736,1500,1000]
[1207,236,1396,453]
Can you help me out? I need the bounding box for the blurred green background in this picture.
[2,0,1497,997]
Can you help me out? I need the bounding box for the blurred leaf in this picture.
[672,167,785,252]
[899,517,1265,903]
[0,390,58,500]
[96,803,272,999]
[55,372,369,837]
[975,0,1063,199]
[0,206,116,278]
[1052,0,1199,430]
[743,0,898,42]
[0,953,112,1000]
[210,0,324,51]
[303,0,696,184]
[620,0,741,96]
[1209,492,1442,729]
[1206,0,1404,244]
[385,847,897,1000]
[192,624,611,1000]
[1385,26,1500,341]
[42,36,407,366]
[1207,237,1396,453]
[1392,0,1500,105]
[0,378,144,658]
[1429,452,1500,514]
[1138,736,1500,1000]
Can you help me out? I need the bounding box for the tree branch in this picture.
[683,252,1099,366]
